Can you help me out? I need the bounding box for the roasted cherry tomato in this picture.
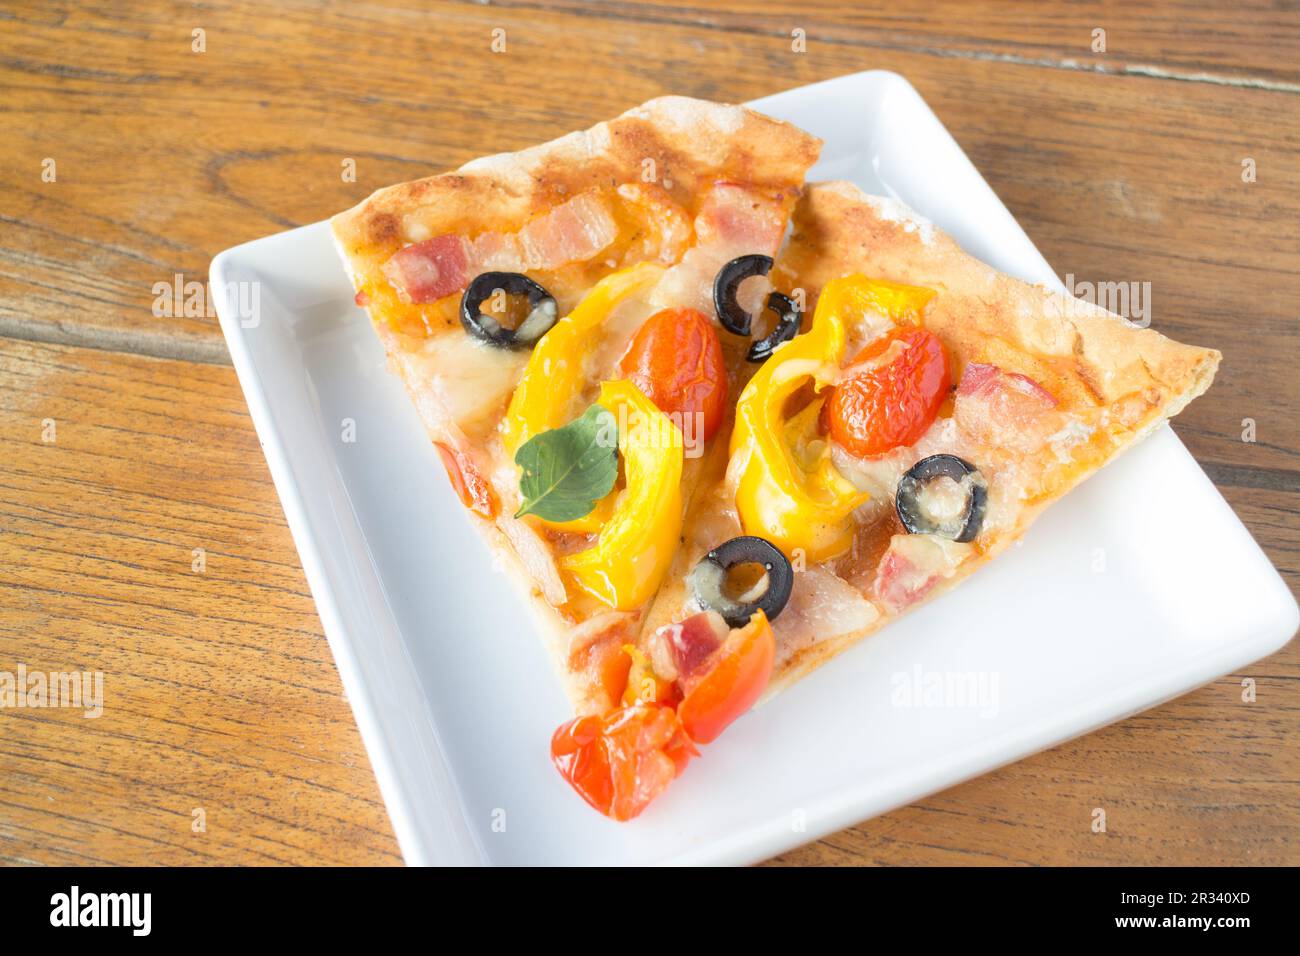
[433,442,498,518]
[588,638,634,709]
[617,307,728,445]
[823,328,951,458]
[676,611,775,745]
[550,703,697,821]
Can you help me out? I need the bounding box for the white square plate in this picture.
[212,71,1297,865]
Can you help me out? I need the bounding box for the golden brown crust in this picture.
[779,181,1220,415]
[332,96,821,297]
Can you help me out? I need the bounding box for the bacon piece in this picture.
[568,611,641,664]
[957,362,1058,406]
[694,181,787,251]
[567,610,641,712]
[382,192,618,304]
[517,191,618,270]
[873,548,941,613]
[382,233,470,304]
[872,534,972,613]
[434,441,497,519]
[954,362,1061,453]
[468,230,522,272]
[650,182,789,317]
[647,611,729,685]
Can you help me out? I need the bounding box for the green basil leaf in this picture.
[514,404,619,522]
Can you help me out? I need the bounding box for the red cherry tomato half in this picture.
[550,703,697,821]
[676,611,775,745]
[617,307,728,445]
[823,328,951,458]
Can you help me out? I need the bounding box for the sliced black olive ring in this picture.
[689,535,793,629]
[712,254,773,337]
[746,291,801,363]
[460,272,558,349]
[895,454,987,543]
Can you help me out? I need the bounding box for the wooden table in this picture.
[1,0,1296,866]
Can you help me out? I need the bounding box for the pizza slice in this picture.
[621,179,1219,810]
[330,97,821,726]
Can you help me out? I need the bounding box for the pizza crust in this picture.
[778,182,1219,415]
[333,96,821,290]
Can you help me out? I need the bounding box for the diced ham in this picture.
[954,363,1062,453]
[873,548,940,613]
[647,611,729,685]
[516,191,618,269]
[382,191,619,304]
[649,182,789,317]
[382,233,470,304]
[694,182,787,251]
[872,534,972,613]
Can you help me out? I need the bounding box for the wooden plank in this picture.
[0,339,402,864]
[1,337,1296,866]
[0,0,1296,866]
[1,1,1295,483]
[769,663,1300,865]
[540,0,1300,86]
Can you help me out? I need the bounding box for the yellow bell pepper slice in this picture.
[731,279,869,562]
[836,276,936,328]
[503,261,665,532]
[561,380,683,610]
[731,274,939,560]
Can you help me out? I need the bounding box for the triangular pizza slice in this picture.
[331,98,821,729]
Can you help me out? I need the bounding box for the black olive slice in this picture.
[713,254,773,337]
[896,454,987,543]
[688,535,793,628]
[746,291,802,363]
[460,272,558,350]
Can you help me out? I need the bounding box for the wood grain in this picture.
[533,0,1300,86]
[0,0,1296,866]
[0,339,401,864]
[3,338,1292,867]
[2,1,1297,474]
